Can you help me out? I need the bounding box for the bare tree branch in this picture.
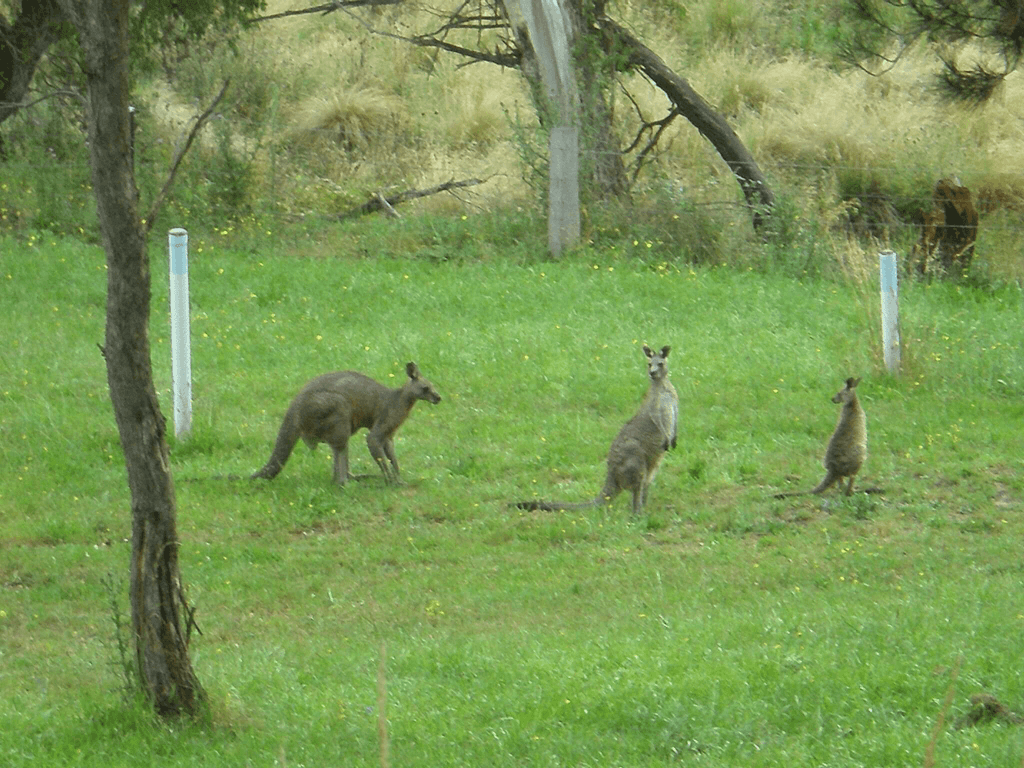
[253,0,520,67]
[627,109,680,186]
[0,88,86,111]
[251,0,404,24]
[143,79,230,235]
[337,177,485,218]
[406,35,519,67]
[374,191,401,218]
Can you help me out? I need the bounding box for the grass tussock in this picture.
[289,86,410,153]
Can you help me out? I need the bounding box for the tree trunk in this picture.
[61,0,204,717]
[505,0,629,201]
[597,17,775,230]
[563,0,628,199]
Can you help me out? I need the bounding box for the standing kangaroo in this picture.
[775,377,867,498]
[252,362,441,486]
[514,344,679,515]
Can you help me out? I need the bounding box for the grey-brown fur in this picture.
[252,362,441,485]
[775,377,867,498]
[514,344,678,515]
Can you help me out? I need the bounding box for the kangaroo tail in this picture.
[511,497,604,511]
[773,489,809,499]
[809,471,838,494]
[251,404,300,480]
[774,471,838,499]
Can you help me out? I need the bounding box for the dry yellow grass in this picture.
[290,87,408,152]
[244,0,532,206]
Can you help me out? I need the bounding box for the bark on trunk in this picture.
[574,53,630,199]
[597,17,774,229]
[62,0,204,717]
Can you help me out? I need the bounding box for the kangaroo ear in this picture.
[643,345,653,357]
[406,362,419,380]
[660,345,671,358]
[847,377,860,388]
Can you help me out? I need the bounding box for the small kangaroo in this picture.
[775,377,867,498]
[514,344,678,515]
[252,362,441,486]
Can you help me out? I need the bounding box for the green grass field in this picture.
[2,226,1023,766]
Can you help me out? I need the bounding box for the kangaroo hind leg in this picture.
[329,440,352,486]
[631,487,644,515]
[367,432,400,484]
[382,437,401,482]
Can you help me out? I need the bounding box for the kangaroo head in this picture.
[405,362,442,404]
[642,344,671,383]
[831,376,861,405]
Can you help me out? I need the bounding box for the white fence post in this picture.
[168,228,193,438]
[548,126,580,256]
[879,250,901,374]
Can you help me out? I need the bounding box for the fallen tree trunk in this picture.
[338,178,485,219]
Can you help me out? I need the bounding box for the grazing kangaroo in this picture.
[514,344,678,515]
[775,377,868,498]
[252,362,441,486]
